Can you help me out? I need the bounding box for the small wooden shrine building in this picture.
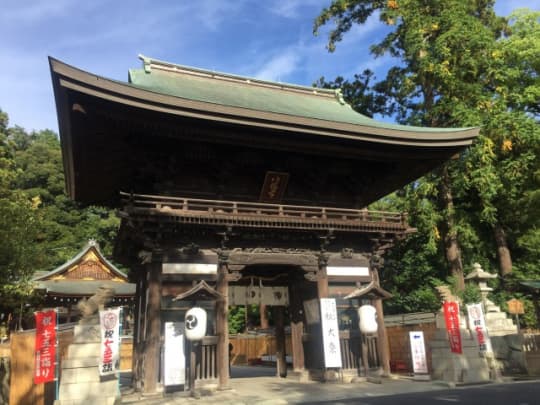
[49,55,478,393]
[33,240,135,323]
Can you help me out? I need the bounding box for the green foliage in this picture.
[314,70,388,117]
[0,108,119,321]
[314,3,540,324]
[228,305,261,334]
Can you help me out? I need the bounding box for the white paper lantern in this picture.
[358,305,378,334]
[185,307,207,341]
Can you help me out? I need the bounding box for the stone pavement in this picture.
[120,366,491,405]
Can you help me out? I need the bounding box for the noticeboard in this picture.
[507,298,525,315]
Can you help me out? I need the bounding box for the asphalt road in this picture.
[309,380,540,405]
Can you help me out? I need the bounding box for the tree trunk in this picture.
[494,224,512,277]
[439,165,465,291]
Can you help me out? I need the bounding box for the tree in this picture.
[0,110,45,321]
[0,109,121,326]
[314,2,539,296]
[314,70,388,117]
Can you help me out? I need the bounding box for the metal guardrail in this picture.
[120,192,411,233]
[384,312,437,327]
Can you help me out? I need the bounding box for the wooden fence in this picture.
[230,334,292,365]
[5,327,133,405]
[8,325,73,405]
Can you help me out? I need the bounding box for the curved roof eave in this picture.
[49,57,479,148]
[33,239,128,281]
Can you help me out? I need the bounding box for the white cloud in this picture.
[267,0,327,19]
[494,0,540,16]
[254,50,301,82]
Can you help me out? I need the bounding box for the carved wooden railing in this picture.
[119,192,411,233]
[339,330,379,371]
[196,336,218,382]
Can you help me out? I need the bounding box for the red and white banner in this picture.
[34,309,57,384]
[443,301,462,354]
[99,307,121,376]
[466,303,492,353]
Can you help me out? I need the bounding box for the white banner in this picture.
[466,303,493,353]
[320,298,342,368]
[409,331,428,374]
[99,307,121,376]
[164,322,186,385]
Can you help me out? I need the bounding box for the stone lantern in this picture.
[465,263,498,312]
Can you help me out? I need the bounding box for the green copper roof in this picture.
[520,281,540,291]
[128,55,472,135]
[35,280,135,296]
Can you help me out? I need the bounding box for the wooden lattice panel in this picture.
[66,259,112,280]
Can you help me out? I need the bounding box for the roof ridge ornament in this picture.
[138,54,152,73]
[335,88,346,105]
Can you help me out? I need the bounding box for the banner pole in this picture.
[118,306,123,396]
[55,308,59,401]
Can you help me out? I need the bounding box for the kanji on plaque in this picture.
[34,310,57,384]
[443,301,462,354]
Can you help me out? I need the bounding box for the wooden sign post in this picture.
[507,298,524,333]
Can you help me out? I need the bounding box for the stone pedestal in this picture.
[483,302,526,373]
[55,324,120,405]
[431,312,492,384]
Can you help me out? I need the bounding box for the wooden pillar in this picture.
[216,254,230,389]
[289,283,305,371]
[371,263,391,377]
[66,304,72,323]
[132,267,145,390]
[317,255,329,299]
[374,299,391,376]
[260,304,269,329]
[274,306,287,377]
[142,259,162,393]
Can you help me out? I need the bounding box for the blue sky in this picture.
[1,0,537,133]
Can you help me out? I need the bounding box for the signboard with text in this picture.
[443,301,462,354]
[507,298,524,315]
[34,310,57,384]
[164,322,186,386]
[409,331,428,374]
[99,307,121,376]
[320,298,342,368]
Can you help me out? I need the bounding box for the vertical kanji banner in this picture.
[99,307,121,376]
[443,301,462,354]
[320,298,342,368]
[466,303,493,353]
[34,309,57,384]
